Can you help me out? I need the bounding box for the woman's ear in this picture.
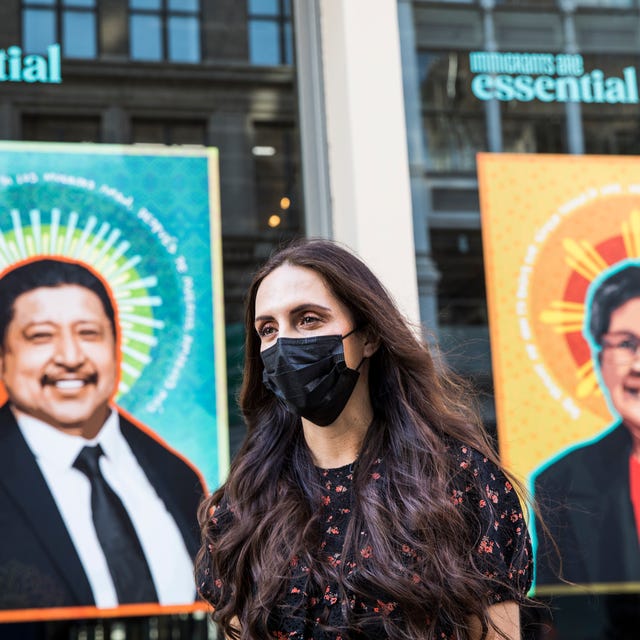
[362,328,381,358]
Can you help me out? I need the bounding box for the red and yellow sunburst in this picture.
[538,209,640,406]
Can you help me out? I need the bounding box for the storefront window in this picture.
[23,0,97,58]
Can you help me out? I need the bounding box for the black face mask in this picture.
[260,328,363,426]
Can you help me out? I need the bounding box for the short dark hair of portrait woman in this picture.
[588,264,640,346]
[197,238,532,640]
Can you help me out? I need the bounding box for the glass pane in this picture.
[584,117,640,154]
[24,0,55,4]
[419,52,487,171]
[168,0,199,11]
[130,0,161,9]
[131,120,165,143]
[283,22,293,65]
[502,118,565,154]
[63,0,96,7]
[22,115,100,143]
[249,0,278,16]
[64,12,96,58]
[253,124,301,232]
[23,9,56,55]
[283,0,291,17]
[168,16,200,63]
[495,0,555,5]
[249,20,280,65]
[573,0,633,5]
[431,229,487,326]
[130,14,162,60]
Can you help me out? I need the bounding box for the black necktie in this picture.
[73,444,158,603]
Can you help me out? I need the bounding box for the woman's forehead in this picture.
[255,264,344,318]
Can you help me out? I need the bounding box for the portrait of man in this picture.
[0,258,206,611]
[534,263,640,587]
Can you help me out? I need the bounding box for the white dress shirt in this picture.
[16,407,195,607]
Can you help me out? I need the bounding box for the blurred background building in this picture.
[2,0,640,638]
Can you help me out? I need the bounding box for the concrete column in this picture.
[560,0,585,155]
[480,0,502,152]
[293,0,332,238]
[316,0,420,324]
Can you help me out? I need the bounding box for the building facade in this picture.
[3,0,640,638]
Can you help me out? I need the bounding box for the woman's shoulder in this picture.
[445,439,523,522]
[446,440,505,482]
[446,440,533,601]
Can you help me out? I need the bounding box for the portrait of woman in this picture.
[196,239,532,639]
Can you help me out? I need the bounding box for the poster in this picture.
[0,141,227,620]
[479,153,640,595]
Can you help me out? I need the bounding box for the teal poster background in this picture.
[0,141,227,490]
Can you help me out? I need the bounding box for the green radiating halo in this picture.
[0,208,162,399]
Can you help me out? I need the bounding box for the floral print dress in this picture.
[200,444,532,639]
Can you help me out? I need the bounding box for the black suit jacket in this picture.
[534,423,640,587]
[0,403,206,610]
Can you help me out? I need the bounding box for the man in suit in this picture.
[0,258,206,611]
[534,263,640,588]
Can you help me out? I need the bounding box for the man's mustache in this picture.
[40,373,99,386]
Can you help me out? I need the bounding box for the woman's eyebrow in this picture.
[255,304,332,324]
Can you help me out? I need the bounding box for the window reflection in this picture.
[168,16,199,63]
[64,12,96,58]
[23,9,56,54]
[169,0,198,9]
[131,118,206,146]
[248,0,292,66]
[249,0,279,15]
[131,0,160,8]
[249,22,280,66]
[253,123,301,232]
[65,0,95,7]
[431,229,487,326]
[419,51,487,172]
[22,0,97,58]
[131,14,162,61]
[22,114,101,142]
[129,0,201,62]
[581,54,640,155]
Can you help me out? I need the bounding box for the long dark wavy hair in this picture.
[197,239,529,639]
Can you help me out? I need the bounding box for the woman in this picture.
[197,239,532,639]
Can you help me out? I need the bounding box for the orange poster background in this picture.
[478,153,640,485]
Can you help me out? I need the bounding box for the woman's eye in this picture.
[258,325,276,338]
[300,315,319,325]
